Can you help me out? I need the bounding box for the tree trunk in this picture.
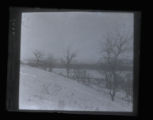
[67,67,70,78]
[110,89,116,101]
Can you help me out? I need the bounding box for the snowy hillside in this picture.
[19,65,132,112]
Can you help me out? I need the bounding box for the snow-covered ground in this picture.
[19,65,132,112]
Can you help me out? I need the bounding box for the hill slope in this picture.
[19,65,132,112]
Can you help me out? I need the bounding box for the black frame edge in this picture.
[6,7,22,111]
[133,11,141,117]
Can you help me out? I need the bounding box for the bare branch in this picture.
[33,50,43,64]
[63,48,77,77]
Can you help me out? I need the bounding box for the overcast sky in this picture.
[20,12,134,63]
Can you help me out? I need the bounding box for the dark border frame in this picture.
[6,7,141,117]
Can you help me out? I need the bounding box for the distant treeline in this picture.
[22,59,133,71]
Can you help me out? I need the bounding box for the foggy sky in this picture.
[20,12,134,63]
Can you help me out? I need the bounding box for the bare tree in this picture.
[44,54,56,71]
[33,50,43,65]
[62,48,77,78]
[101,31,132,101]
[123,72,133,102]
